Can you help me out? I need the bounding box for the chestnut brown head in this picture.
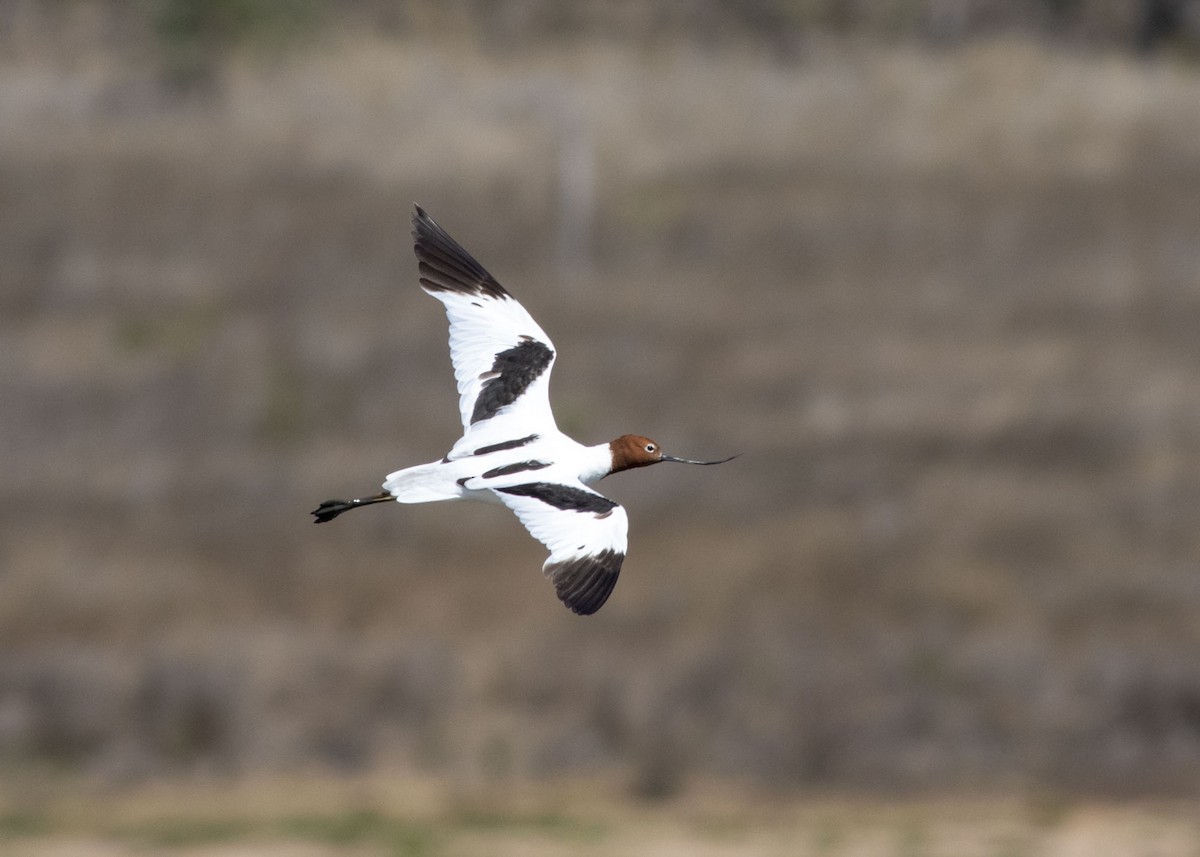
[608,434,738,476]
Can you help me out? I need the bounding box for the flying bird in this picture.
[312,206,736,615]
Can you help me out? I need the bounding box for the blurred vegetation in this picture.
[147,0,324,89]
[3,0,1199,57]
[149,0,323,48]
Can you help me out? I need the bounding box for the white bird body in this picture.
[313,206,734,615]
[381,434,614,504]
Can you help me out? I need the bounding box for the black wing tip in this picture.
[410,205,510,300]
[410,203,442,250]
[547,549,625,615]
[411,203,435,236]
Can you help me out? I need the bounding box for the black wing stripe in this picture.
[412,205,510,300]
[473,434,539,456]
[471,339,555,424]
[482,460,551,479]
[497,482,617,513]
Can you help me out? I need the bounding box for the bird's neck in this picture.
[578,442,617,484]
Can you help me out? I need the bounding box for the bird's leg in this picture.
[311,491,393,523]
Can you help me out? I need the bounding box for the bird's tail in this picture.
[382,460,466,503]
[313,460,465,523]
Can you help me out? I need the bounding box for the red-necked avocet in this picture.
[312,206,736,615]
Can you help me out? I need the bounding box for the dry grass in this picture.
[2,775,1199,857]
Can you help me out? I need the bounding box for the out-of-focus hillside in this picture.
[2,1,1200,806]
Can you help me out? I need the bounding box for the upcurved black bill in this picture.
[661,453,740,465]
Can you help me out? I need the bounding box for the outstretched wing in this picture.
[412,206,558,437]
[489,480,628,615]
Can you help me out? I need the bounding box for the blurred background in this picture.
[3,0,1200,854]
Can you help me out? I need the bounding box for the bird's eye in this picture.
[644,443,656,453]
